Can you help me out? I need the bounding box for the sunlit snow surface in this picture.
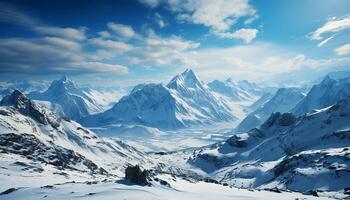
[91,121,239,152]
[0,173,337,200]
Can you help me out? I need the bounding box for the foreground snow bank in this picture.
[0,175,336,200]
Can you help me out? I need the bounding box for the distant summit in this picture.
[82,69,235,129]
[291,75,350,116]
[167,69,203,91]
[30,76,103,121]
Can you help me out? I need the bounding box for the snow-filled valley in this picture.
[0,69,350,200]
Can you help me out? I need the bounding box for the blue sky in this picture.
[0,0,349,87]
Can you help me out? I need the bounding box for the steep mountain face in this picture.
[82,83,183,129]
[207,79,263,101]
[235,88,305,132]
[155,97,350,193]
[167,69,234,124]
[30,76,103,121]
[246,92,273,112]
[291,76,350,116]
[0,90,148,177]
[82,69,235,130]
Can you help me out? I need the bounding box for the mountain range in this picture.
[155,96,350,194]
[235,87,305,132]
[82,69,236,129]
[30,76,106,121]
[0,90,149,176]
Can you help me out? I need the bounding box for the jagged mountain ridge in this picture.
[235,87,305,132]
[208,78,264,101]
[154,96,350,193]
[291,75,350,116]
[82,69,236,129]
[0,90,149,177]
[30,76,104,121]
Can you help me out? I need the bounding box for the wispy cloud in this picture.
[138,0,259,43]
[334,43,350,56]
[317,34,335,47]
[107,22,137,38]
[216,28,258,43]
[0,38,128,74]
[154,12,166,28]
[0,2,39,27]
[184,43,350,82]
[0,3,129,75]
[35,26,87,41]
[310,17,350,40]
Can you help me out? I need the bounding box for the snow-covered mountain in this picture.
[207,79,263,101]
[30,76,104,121]
[291,75,350,116]
[246,92,273,112]
[0,90,149,177]
[82,69,235,129]
[0,80,48,98]
[235,88,305,132]
[155,96,350,195]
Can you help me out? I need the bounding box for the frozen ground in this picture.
[0,173,338,200]
[91,121,238,152]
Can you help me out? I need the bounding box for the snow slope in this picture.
[291,76,350,116]
[235,87,305,132]
[30,76,104,121]
[82,69,236,130]
[153,96,350,195]
[0,90,150,177]
[0,175,334,200]
[208,79,263,101]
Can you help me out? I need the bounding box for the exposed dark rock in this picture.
[0,90,60,128]
[154,152,167,155]
[0,133,107,175]
[262,112,281,128]
[226,135,248,148]
[203,177,219,184]
[303,190,318,197]
[278,113,296,126]
[125,165,150,186]
[344,187,350,195]
[0,188,18,195]
[40,185,54,189]
[264,188,282,193]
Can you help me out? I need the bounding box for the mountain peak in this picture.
[226,78,234,83]
[167,69,202,90]
[320,75,335,86]
[182,68,195,76]
[60,75,69,82]
[0,89,29,108]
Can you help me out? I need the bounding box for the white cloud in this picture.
[98,31,111,38]
[69,62,128,73]
[89,38,133,52]
[107,22,136,38]
[317,34,335,47]
[184,43,350,82]
[134,33,200,67]
[334,43,350,55]
[35,26,86,41]
[310,17,350,40]
[138,0,258,42]
[138,0,161,8]
[216,28,258,43]
[168,0,257,31]
[42,37,82,50]
[0,37,129,74]
[0,2,38,27]
[154,12,166,28]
